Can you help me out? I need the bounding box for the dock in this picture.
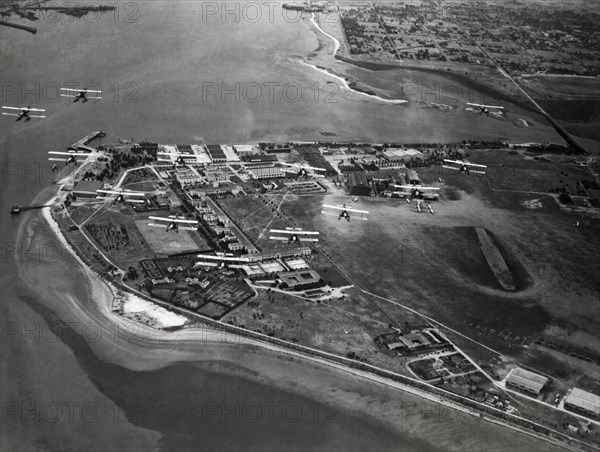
[10,205,51,215]
[0,20,37,34]
[68,131,106,152]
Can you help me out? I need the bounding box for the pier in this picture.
[0,20,37,34]
[68,130,106,152]
[10,205,51,215]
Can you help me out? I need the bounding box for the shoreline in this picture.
[31,185,589,452]
[303,13,408,105]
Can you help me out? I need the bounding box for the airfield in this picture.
[47,140,600,446]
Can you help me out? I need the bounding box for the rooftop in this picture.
[206,144,227,160]
[73,180,104,193]
[348,171,369,187]
[564,388,600,416]
[506,367,549,394]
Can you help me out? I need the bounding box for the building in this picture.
[205,144,227,162]
[347,172,371,197]
[243,154,279,168]
[173,144,198,165]
[221,145,240,162]
[406,169,420,185]
[174,168,204,186]
[382,148,425,163]
[248,167,286,180]
[227,242,246,252]
[72,180,104,199]
[234,144,259,156]
[564,388,600,417]
[387,331,431,351]
[285,258,309,270]
[191,144,212,164]
[158,144,197,165]
[284,180,325,193]
[260,261,286,274]
[166,192,182,207]
[263,144,292,153]
[279,270,322,290]
[245,247,311,262]
[505,367,548,395]
[204,168,229,183]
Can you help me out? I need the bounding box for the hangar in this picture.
[564,388,600,417]
[72,180,104,199]
[505,367,548,395]
[347,172,371,197]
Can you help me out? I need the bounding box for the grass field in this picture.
[134,219,199,255]
[224,287,411,374]
[219,193,307,249]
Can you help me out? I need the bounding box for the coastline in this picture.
[303,13,408,106]
[27,185,585,452]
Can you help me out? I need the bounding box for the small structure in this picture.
[505,367,548,395]
[564,388,600,418]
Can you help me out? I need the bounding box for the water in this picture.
[0,2,567,450]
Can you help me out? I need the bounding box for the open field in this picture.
[219,193,313,249]
[224,287,414,375]
[519,75,600,100]
[84,209,155,270]
[134,219,198,255]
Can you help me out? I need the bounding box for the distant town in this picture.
[339,0,600,77]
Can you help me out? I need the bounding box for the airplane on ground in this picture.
[97,188,146,203]
[2,106,46,122]
[389,184,440,201]
[322,203,369,222]
[195,252,249,269]
[442,159,487,175]
[269,227,319,243]
[281,162,326,178]
[157,150,188,166]
[466,102,504,116]
[148,215,198,232]
[414,199,434,214]
[48,150,92,165]
[60,88,102,103]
